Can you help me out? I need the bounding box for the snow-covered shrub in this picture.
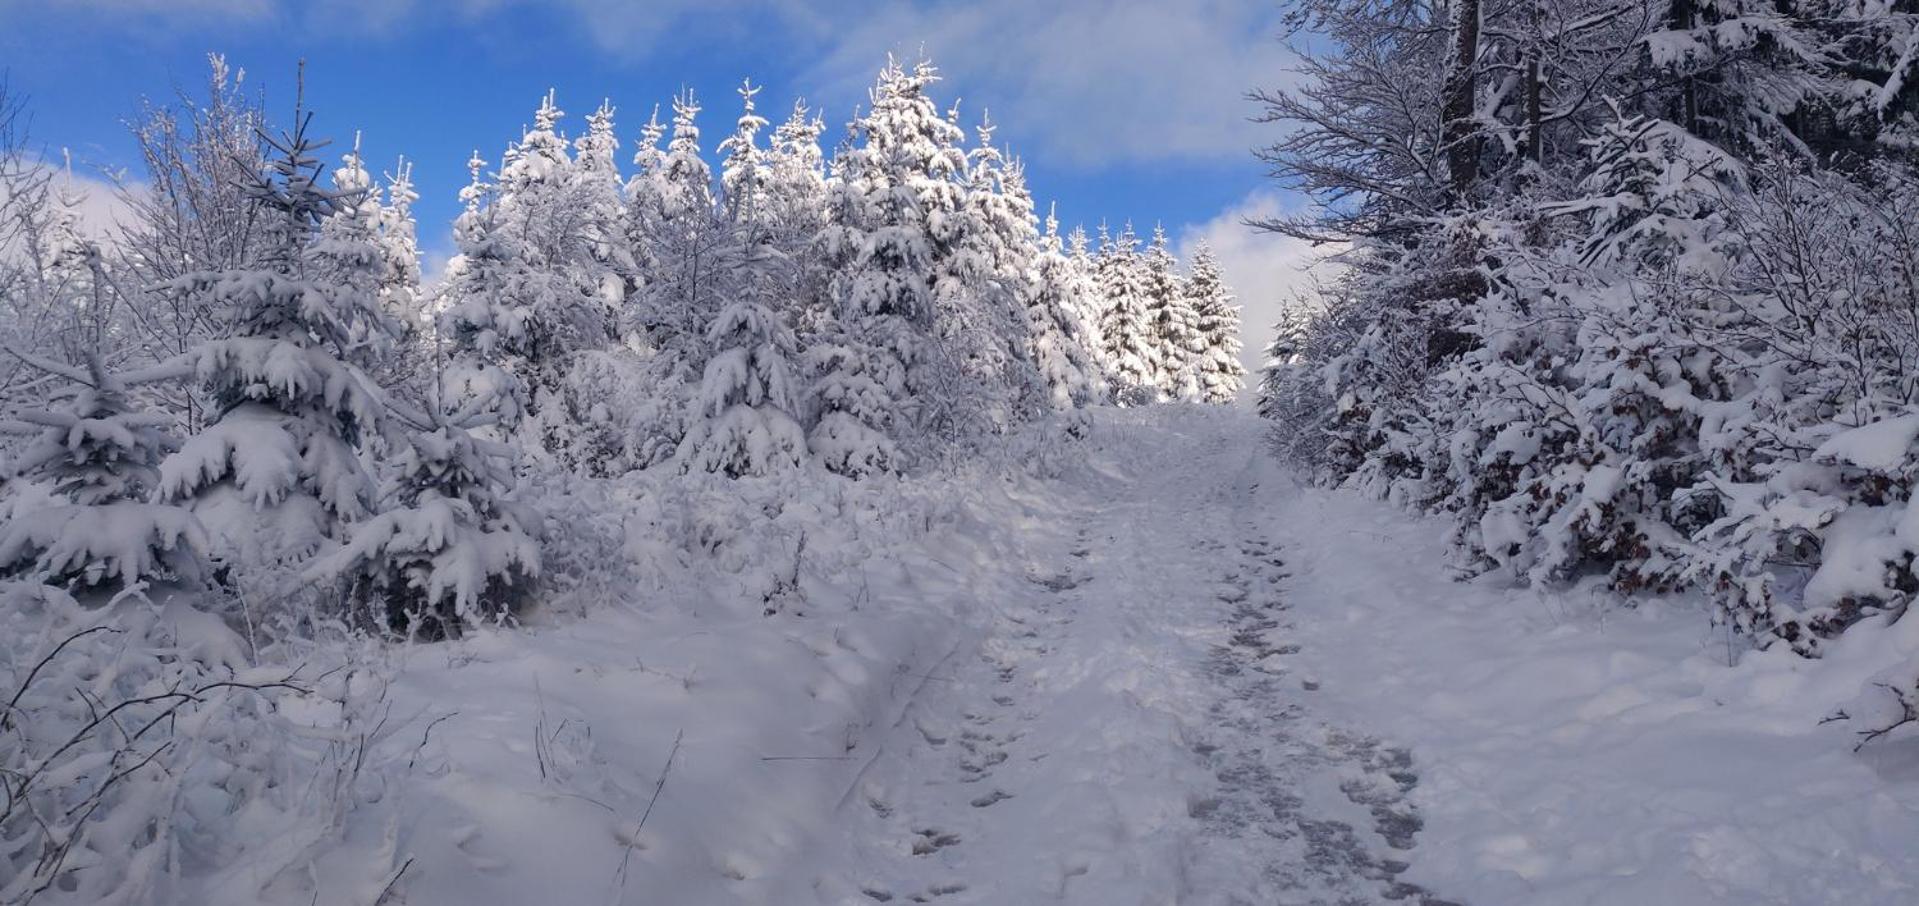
[1254,0,1919,743]
[316,402,540,639]
[0,354,204,592]
[0,583,391,904]
[678,295,808,477]
[1261,215,1487,495]
[1681,164,1919,653]
[519,465,641,619]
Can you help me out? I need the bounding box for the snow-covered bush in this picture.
[316,401,540,639]
[0,354,204,591]
[679,297,808,477]
[1254,0,1919,744]
[0,583,391,904]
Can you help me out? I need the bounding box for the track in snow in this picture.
[802,413,1462,905]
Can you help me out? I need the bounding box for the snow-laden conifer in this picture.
[807,58,951,475]
[1094,224,1158,405]
[1142,225,1201,401]
[0,353,204,590]
[315,388,539,638]
[1184,242,1244,404]
[155,101,390,573]
[1026,206,1106,408]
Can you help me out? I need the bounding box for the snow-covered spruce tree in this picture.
[1027,206,1107,408]
[763,100,832,333]
[952,120,1049,425]
[675,82,809,478]
[628,92,734,363]
[718,80,770,224]
[435,152,534,435]
[377,156,424,332]
[678,294,808,477]
[315,389,540,639]
[1094,224,1159,405]
[0,352,204,591]
[480,91,623,471]
[888,66,1007,447]
[617,90,745,471]
[1142,225,1201,401]
[365,154,430,403]
[312,134,390,365]
[622,104,670,316]
[806,59,948,476]
[1184,242,1245,404]
[155,101,391,583]
[1064,225,1109,373]
[571,98,632,287]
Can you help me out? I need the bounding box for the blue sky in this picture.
[0,0,1325,370]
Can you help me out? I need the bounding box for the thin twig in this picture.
[613,728,683,892]
[372,857,414,906]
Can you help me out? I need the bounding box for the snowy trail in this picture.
[264,407,1919,906]
[793,411,1453,905]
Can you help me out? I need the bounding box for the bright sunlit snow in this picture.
[4,3,1919,905]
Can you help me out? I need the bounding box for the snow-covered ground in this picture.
[155,406,1919,904]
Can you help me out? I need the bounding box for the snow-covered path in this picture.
[285,407,1919,906]
[794,411,1453,905]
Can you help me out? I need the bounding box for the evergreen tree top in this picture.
[669,90,703,155]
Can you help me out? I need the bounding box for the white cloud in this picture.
[0,161,133,265]
[55,169,134,243]
[1175,190,1342,391]
[795,0,1294,166]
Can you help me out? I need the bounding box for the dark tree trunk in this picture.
[1442,0,1483,198]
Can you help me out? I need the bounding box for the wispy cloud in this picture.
[797,0,1294,166]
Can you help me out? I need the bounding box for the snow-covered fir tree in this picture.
[807,58,952,475]
[155,103,389,576]
[1142,225,1201,401]
[764,100,833,336]
[1184,242,1244,404]
[951,117,1048,424]
[911,96,1004,440]
[571,98,631,286]
[0,352,204,590]
[1064,225,1108,370]
[718,80,770,224]
[630,91,726,360]
[312,134,391,364]
[1094,224,1158,404]
[316,391,540,638]
[678,292,808,478]
[377,157,424,331]
[1026,206,1107,408]
[674,81,810,478]
[436,151,536,433]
